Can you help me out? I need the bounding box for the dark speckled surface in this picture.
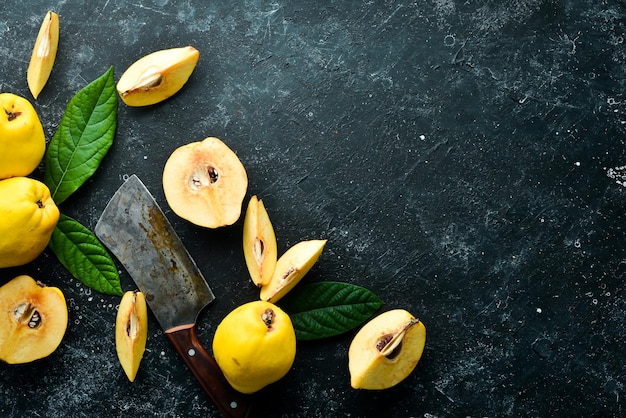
[1,1,626,416]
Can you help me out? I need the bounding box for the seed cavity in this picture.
[13,303,43,329]
[281,267,298,283]
[134,67,163,90]
[127,293,140,339]
[376,318,420,360]
[253,238,265,265]
[207,166,219,183]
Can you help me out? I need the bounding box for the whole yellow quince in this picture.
[0,92,46,180]
[0,177,59,268]
[212,300,296,394]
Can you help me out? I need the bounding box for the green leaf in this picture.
[44,66,117,205]
[48,213,123,296]
[278,281,384,341]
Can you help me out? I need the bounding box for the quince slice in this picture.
[0,275,68,364]
[243,196,277,287]
[27,10,59,99]
[117,46,199,106]
[260,239,326,303]
[115,290,148,382]
[348,309,426,390]
[163,137,248,228]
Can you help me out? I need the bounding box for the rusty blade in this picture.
[94,174,215,331]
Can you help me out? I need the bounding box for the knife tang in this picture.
[165,324,252,418]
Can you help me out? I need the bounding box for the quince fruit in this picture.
[243,195,277,287]
[117,46,200,106]
[0,177,60,268]
[212,300,296,394]
[0,93,46,179]
[260,239,326,303]
[27,11,59,99]
[115,290,148,382]
[0,275,68,364]
[162,137,248,228]
[348,309,426,390]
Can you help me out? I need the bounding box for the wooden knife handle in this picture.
[165,324,253,418]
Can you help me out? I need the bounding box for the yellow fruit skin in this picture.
[115,291,148,382]
[0,275,68,364]
[0,177,59,268]
[212,301,296,394]
[0,93,46,179]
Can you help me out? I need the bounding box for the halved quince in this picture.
[0,275,68,364]
[243,195,277,287]
[117,46,199,106]
[348,309,426,390]
[162,137,248,228]
[115,290,148,382]
[260,239,326,303]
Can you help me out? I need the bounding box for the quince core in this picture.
[163,137,248,228]
[0,275,68,364]
[348,309,426,390]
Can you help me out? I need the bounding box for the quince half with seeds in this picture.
[0,275,68,364]
[163,137,248,228]
[348,309,426,390]
[117,46,199,106]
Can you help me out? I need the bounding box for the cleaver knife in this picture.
[95,174,251,418]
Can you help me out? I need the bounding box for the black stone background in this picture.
[1,1,626,417]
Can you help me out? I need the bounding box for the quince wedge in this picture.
[0,275,68,364]
[348,309,426,390]
[243,195,277,287]
[0,93,46,179]
[212,300,296,394]
[260,239,326,303]
[115,290,148,382]
[27,10,59,99]
[162,137,248,228]
[0,177,60,268]
[117,46,199,106]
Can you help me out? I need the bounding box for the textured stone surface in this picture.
[1,1,625,416]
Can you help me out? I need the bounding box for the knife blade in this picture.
[94,174,251,418]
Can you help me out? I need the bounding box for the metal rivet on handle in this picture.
[230,401,238,409]
[188,348,196,356]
